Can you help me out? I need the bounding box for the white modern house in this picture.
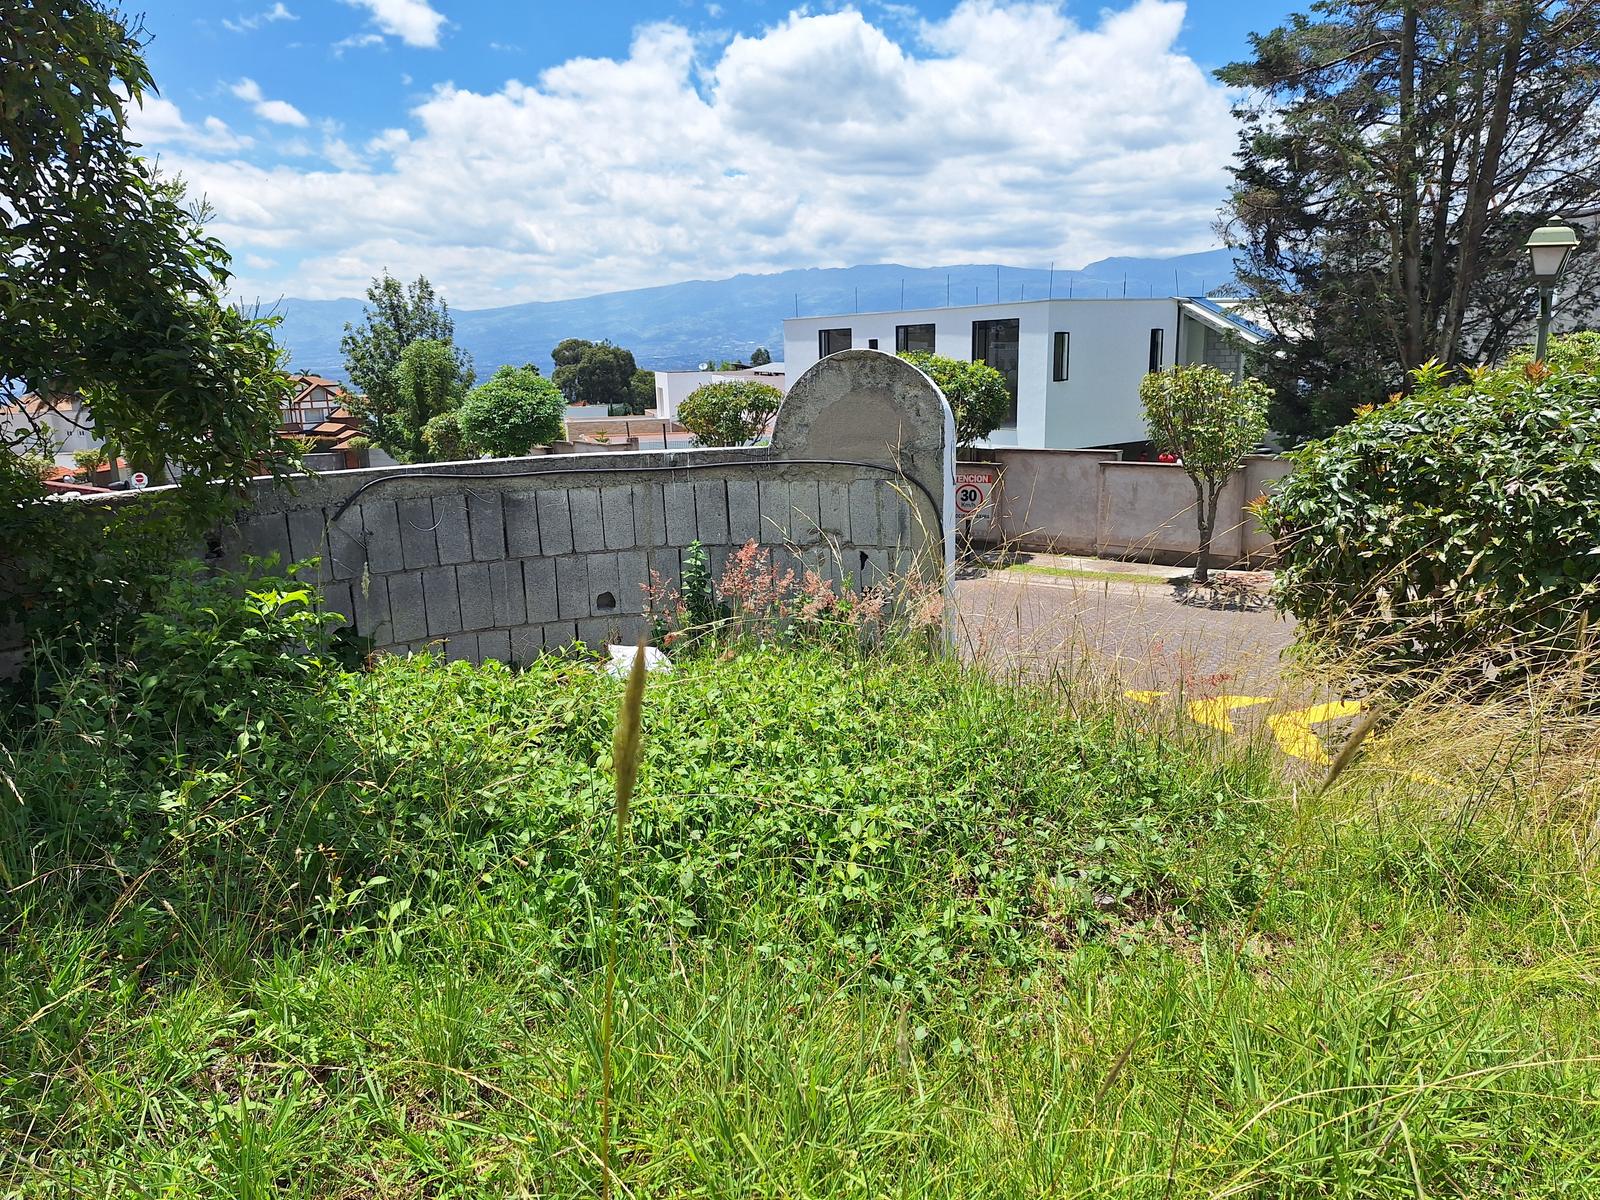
[783,297,1268,450]
[1,393,99,466]
[652,364,788,423]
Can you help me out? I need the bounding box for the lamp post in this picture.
[1523,217,1580,362]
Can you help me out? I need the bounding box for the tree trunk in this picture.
[1193,477,1212,585]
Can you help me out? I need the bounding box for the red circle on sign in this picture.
[955,484,984,514]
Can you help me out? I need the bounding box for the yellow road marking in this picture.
[1125,690,1168,704]
[1266,700,1365,764]
[1186,695,1273,734]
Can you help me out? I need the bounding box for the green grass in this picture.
[1001,561,1180,586]
[3,639,1598,1196]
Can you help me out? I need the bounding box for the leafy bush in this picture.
[677,380,782,447]
[456,364,566,456]
[1262,342,1600,679]
[898,351,1010,451]
[70,446,108,476]
[421,408,468,460]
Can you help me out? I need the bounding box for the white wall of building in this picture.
[783,299,1184,450]
[1,397,99,466]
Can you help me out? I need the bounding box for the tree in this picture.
[71,447,109,477]
[340,272,470,453]
[1140,365,1271,584]
[627,368,656,415]
[1218,0,1600,441]
[749,346,772,366]
[677,381,783,447]
[3,0,292,629]
[551,339,638,408]
[421,410,467,461]
[457,365,566,457]
[395,339,472,462]
[898,352,1010,453]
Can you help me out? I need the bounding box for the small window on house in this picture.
[1148,328,1165,372]
[1052,331,1070,382]
[895,323,936,354]
[819,328,852,357]
[868,338,879,350]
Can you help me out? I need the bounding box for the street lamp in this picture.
[1523,217,1580,362]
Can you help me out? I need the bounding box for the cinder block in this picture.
[456,561,494,631]
[321,580,357,630]
[600,486,635,550]
[862,547,892,587]
[243,512,291,570]
[325,509,367,580]
[504,491,541,557]
[387,571,427,642]
[632,482,666,547]
[468,491,506,561]
[422,565,463,637]
[507,624,543,665]
[353,572,391,641]
[849,479,880,546]
[489,559,527,627]
[647,547,682,597]
[587,552,621,614]
[789,480,822,544]
[695,480,730,543]
[536,490,573,555]
[523,557,558,622]
[569,487,605,552]
[397,497,440,569]
[444,632,479,664]
[879,481,913,549]
[478,628,511,664]
[727,479,759,542]
[758,480,790,543]
[433,494,472,564]
[664,481,697,545]
[818,481,850,541]
[361,501,404,572]
[555,555,589,619]
[616,550,648,614]
[542,621,580,653]
[286,508,330,579]
[577,616,619,647]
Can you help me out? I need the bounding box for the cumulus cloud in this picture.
[148,0,1238,307]
[128,96,253,153]
[222,3,296,33]
[231,78,310,127]
[342,0,447,48]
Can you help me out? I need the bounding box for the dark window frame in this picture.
[1052,331,1070,382]
[895,323,937,354]
[971,317,1021,427]
[1148,327,1165,373]
[819,327,853,357]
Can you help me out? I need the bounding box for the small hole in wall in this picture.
[859,550,869,573]
[596,591,617,611]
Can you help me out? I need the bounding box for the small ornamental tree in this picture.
[395,339,473,462]
[457,365,567,457]
[897,352,1009,454]
[677,380,782,447]
[421,410,468,461]
[1140,364,1271,583]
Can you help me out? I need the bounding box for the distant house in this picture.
[783,297,1268,451]
[651,364,788,423]
[0,393,98,466]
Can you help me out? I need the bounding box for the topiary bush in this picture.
[677,380,782,447]
[897,351,1009,452]
[457,364,565,457]
[1261,341,1600,680]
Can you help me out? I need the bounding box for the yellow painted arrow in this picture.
[1124,690,1168,704]
[1186,695,1273,734]
[1266,700,1365,764]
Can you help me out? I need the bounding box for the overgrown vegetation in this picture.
[3,559,1599,1194]
[1264,336,1600,683]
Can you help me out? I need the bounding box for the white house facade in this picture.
[783,297,1267,450]
[651,365,788,423]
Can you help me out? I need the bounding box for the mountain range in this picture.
[266,249,1240,381]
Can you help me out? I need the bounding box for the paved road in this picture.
[952,567,1297,694]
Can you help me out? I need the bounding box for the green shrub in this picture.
[677,380,781,447]
[1261,341,1600,679]
[420,408,468,460]
[898,351,1010,451]
[457,364,566,457]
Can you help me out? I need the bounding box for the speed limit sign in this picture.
[953,465,998,535]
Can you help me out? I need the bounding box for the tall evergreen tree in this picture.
[340,272,470,451]
[1219,0,1600,440]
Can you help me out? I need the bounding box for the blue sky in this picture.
[130,0,1299,308]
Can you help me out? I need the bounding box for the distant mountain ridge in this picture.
[267,250,1240,381]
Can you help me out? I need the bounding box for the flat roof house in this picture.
[651,364,788,423]
[783,296,1268,451]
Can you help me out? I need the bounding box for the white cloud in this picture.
[159,1,1238,308]
[223,3,297,33]
[128,96,253,153]
[333,32,386,55]
[342,0,446,48]
[231,78,310,127]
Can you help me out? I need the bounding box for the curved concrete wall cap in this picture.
[772,349,952,480]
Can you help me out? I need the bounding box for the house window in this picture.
[868,338,879,350]
[1052,331,1070,382]
[819,328,852,357]
[1148,328,1165,372]
[971,318,1020,426]
[895,323,936,354]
